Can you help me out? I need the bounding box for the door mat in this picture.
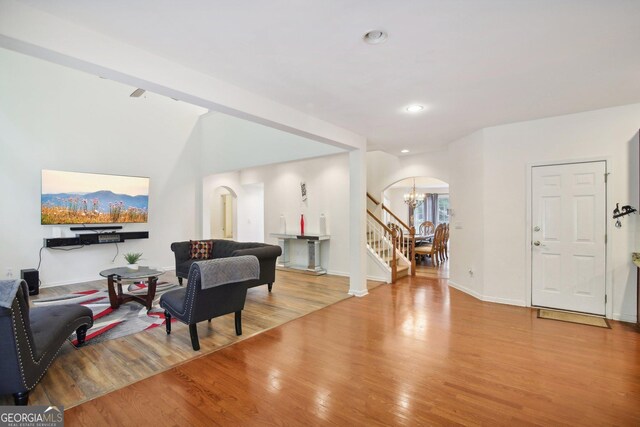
[537,308,610,328]
[32,282,180,347]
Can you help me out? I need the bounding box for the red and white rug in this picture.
[33,282,180,347]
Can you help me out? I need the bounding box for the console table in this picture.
[270,233,329,275]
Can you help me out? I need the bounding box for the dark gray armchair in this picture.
[0,280,93,405]
[160,256,259,351]
[170,240,282,291]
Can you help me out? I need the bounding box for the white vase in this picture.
[127,263,139,270]
[279,214,287,234]
[319,214,327,235]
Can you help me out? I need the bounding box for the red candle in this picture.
[300,214,305,235]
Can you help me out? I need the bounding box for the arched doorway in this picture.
[383,177,449,228]
[383,176,450,277]
[210,186,237,240]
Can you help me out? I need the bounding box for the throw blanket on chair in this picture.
[196,256,260,289]
[0,279,23,308]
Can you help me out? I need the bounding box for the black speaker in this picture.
[20,269,39,296]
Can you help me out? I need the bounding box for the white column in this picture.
[348,147,368,296]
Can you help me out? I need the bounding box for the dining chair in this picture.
[442,223,450,260]
[414,223,445,265]
[418,221,435,236]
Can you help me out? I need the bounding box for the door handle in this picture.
[533,241,541,246]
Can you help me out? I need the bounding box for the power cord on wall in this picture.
[50,246,85,251]
[36,245,44,285]
[36,246,44,271]
[36,244,84,285]
[112,242,119,263]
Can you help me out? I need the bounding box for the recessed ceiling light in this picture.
[401,149,410,153]
[405,104,424,113]
[363,30,388,45]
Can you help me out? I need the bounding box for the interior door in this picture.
[531,161,606,315]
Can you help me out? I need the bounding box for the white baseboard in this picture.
[482,295,526,307]
[367,274,389,283]
[613,313,638,323]
[327,270,349,277]
[447,280,482,299]
[448,280,525,307]
[348,288,369,297]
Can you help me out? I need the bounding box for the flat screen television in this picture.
[41,170,149,225]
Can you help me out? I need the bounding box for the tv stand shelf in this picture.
[44,231,149,248]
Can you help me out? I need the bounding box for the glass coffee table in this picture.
[99,266,165,311]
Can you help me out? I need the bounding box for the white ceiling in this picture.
[21,0,640,155]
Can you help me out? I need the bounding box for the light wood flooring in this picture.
[0,270,382,408]
[66,264,640,426]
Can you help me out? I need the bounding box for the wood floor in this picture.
[0,270,381,408]
[66,265,640,426]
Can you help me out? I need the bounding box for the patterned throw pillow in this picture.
[189,240,213,260]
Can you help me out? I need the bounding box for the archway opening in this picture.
[210,186,237,240]
[384,176,450,276]
[383,177,449,228]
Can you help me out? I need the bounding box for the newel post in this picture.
[409,226,416,275]
[391,228,398,283]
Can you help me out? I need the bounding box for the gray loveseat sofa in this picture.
[170,240,282,291]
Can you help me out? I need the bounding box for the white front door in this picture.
[531,161,606,315]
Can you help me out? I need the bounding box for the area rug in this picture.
[537,308,610,328]
[32,281,180,347]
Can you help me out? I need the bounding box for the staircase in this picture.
[366,192,416,283]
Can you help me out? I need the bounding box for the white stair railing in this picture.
[367,193,416,276]
[367,209,398,282]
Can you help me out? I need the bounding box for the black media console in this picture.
[44,231,149,248]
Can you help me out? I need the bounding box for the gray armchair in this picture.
[0,280,93,405]
[160,256,259,351]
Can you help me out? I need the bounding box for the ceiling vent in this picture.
[129,88,146,98]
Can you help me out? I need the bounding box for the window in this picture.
[411,193,450,225]
[437,195,449,224]
[413,202,426,225]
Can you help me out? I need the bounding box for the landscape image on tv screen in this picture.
[41,170,149,225]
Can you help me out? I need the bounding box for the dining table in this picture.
[405,234,434,245]
[402,234,434,258]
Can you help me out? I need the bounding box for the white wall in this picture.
[447,130,486,298]
[450,104,640,321]
[386,189,410,224]
[0,48,204,286]
[241,153,351,275]
[366,149,450,198]
[237,183,264,242]
[200,113,345,175]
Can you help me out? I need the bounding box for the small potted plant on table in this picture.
[123,252,143,270]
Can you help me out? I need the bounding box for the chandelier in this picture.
[403,178,424,209]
